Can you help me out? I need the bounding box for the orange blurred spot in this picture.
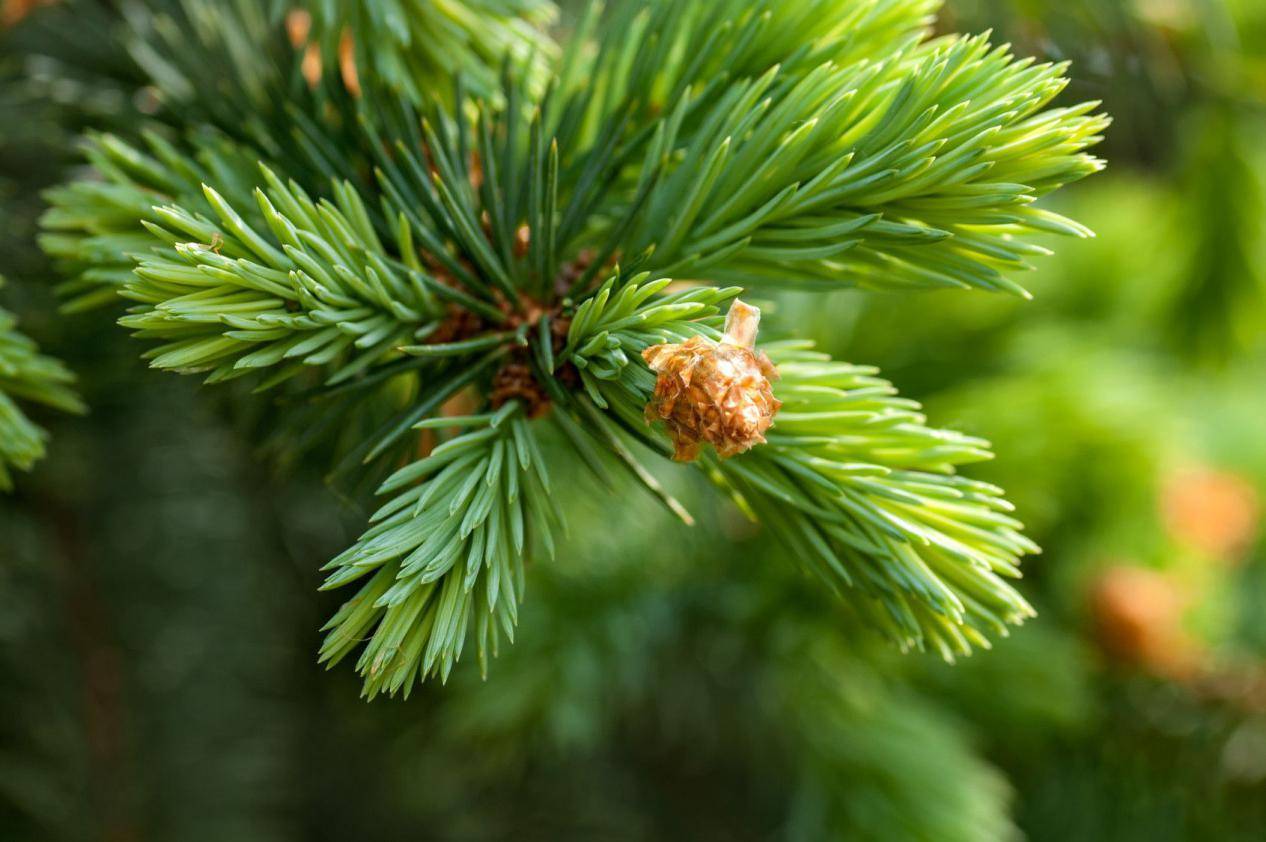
[514,224,531,258]
[338,28,361,98]
[3,0,56,27]
[285,8,312,48]
[301,42,323,89]
[1091,565,1201,679]
[1163,468,1261,562]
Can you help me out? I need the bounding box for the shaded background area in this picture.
[2,1,1266,839]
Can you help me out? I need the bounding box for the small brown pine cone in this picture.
[642,300,781,462]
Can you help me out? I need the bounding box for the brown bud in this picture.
[642,300,781,462]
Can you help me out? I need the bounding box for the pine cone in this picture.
[642,300,781,462]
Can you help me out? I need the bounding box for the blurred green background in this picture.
[2,1,1265,839]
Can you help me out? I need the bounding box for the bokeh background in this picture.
[2,1,1265,839]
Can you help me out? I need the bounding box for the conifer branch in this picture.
[297,0,558,102]
[0,283,84,491]
[38,0,1107,692]
[319,400,560,697]
[41,130,265,311]
[118,166,441,386]
[565,274,1036,656]
[632,34,1109,294]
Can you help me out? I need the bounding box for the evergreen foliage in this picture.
[297,0,557,100]
[9,3,1266,840]
[38,0,1106,694]
[0,280,83,491]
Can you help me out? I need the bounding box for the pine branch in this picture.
[119,165,442,386]
[319,400,560,697]
[565,274,1036,656]
[297,0,558,102]
[553,0,937,148]
[33,0,557,291]
[619,33,1108,293]
[120,0,552,129]
[0,283,84,491]
[105,0,370,189]
[38,0,1107,692]
[40,130,264,311]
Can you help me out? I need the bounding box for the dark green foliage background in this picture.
[3,1,1266,839]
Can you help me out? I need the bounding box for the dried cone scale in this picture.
[642,300,782,462]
